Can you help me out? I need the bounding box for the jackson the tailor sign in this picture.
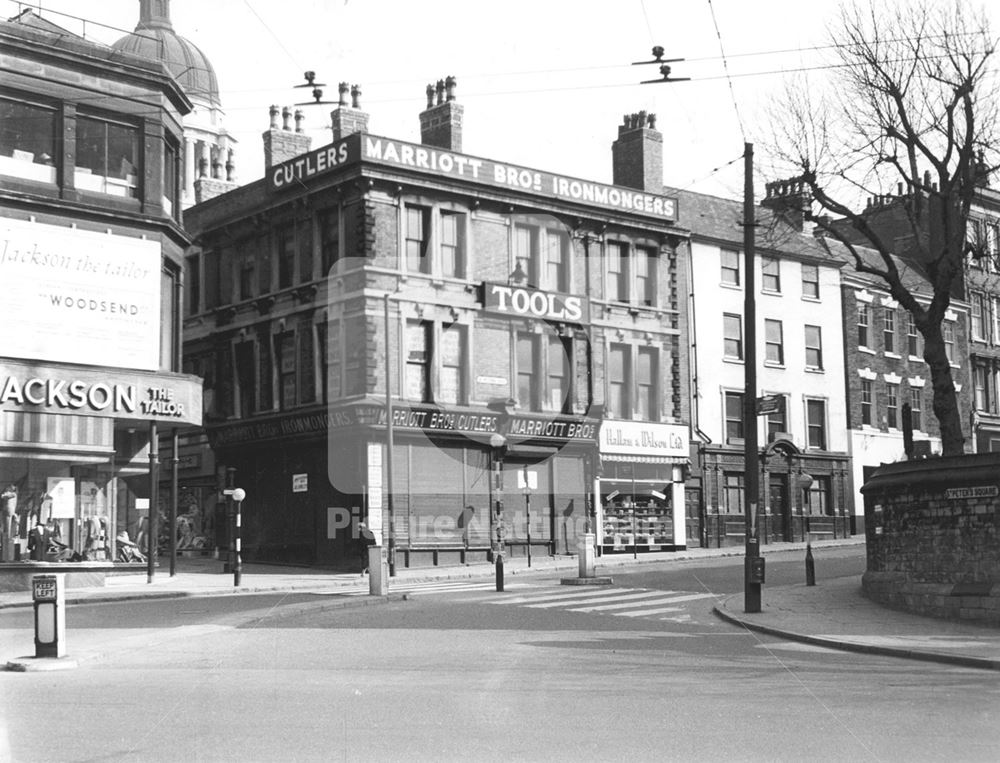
[268,133,678,222]
[0,217,161,370]
[482,282,590,323]
[0,361,203,427]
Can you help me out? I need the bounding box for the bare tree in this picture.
[768,0,999,456]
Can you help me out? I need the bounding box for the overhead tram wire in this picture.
[706,0,745,142]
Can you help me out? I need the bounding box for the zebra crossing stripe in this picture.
[618,606,687,617]
[569,596,704,613]
[609,593,719,617]
[525,590,676,609]
[497,588,677,606]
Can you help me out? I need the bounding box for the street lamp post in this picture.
[383,292,397,577]
[490,433,507,591]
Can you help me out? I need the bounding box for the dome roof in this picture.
[111,0,220,107]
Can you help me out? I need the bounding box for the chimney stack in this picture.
[761,176,813,232]
[611,111,663,194]
[263,104,312,171]
[419,75,463,152]
[330,82,370,142]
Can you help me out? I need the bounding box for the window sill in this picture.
[884,351,901,359]
[723,357,745,365]
[858,346,876,355]
[763,361,785,369]
[719,282,742,291]
[801,295,821,303]
[804,367,825,374]
[908,355,923,363]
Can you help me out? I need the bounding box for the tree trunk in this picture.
[922,326,966,456]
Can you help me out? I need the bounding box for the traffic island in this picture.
[560,533,612,585]
[560,576,613,586]
[4,656,79,672]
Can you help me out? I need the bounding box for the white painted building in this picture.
[677,183,852,546]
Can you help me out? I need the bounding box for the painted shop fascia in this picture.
[0,360,202,427]
[267,132,680,226]
[208,400,601,450]
[597,420,691,552]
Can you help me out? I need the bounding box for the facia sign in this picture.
[268,133,678,222]
[482,282,589,323]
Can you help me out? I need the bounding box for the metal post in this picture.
[743,142,762,613]
[805,542,816,586]
[147,421,159,584]
[525,490,531,568]
[170,428,179,577]
[384,293,397,577]
[224,467,235,573]
[631,468,637,560]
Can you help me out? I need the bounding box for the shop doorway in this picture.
[685,486,702,548]
[769,473,791,542]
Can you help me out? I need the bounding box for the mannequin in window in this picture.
[1,484,17,561]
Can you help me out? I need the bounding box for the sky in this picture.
[8,0,998,201]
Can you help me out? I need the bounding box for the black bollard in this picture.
[805,542,816,586]
[495,555,504,592]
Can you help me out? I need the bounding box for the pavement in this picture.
[3,537,998,671]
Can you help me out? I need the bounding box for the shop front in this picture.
[322,400,601,569]
[0,359,202,575]
[597,420,690,553]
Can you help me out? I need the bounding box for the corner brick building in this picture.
[182,84,692,569]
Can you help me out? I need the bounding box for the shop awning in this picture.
[601,454,688,464]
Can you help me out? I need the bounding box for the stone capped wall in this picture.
[861,453,1000,624]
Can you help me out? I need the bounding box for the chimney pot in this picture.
[281,106,292,131]
[294,109,304,133]
[420,76,464,152]
[351,85,362,109]
[269,104,280,129]
[611,109,663,194]
[338,82,350,107]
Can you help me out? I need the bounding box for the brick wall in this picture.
[862,453,1000,623]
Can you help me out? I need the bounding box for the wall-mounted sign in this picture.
[292,473,308,493]
[599,421,689,459]
[482,282,590,323]
[268,133,679,223]
[0,216,161,370]
[46,477,76,519]
[944,486,998,500]
[0,360,202,426]
[507,415,598,443]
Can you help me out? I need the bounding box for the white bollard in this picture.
[368,545,388,596]
[33,574,66,658]
[578,532,596,578]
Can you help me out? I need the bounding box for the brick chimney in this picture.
[262,105,312,171]
[761,176,813,231]
[331,83,369,141]
[611,111,663,193]
[419,76,463,152]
